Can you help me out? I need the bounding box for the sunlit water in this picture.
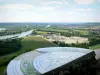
[0,30,33,40]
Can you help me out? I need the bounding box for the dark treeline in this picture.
[0,38,22,74]
[60,32,89,37]
[53,41,89,49]
[0,38,21,56]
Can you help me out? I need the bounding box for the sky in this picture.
[0,0,100,22]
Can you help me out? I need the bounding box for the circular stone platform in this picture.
[33,52,85,74]
[36,47,90,53]
[7,47,98,75]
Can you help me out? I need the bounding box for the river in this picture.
[0,30,33,40]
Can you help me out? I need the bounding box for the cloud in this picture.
[0,4,57,22]
[73,8,93,12]
[0,4,56,12]
[75,0,95,4]
[40,1,68,5]
[37,6,55,12]
[0,3,99,22]
[0,4,34,10]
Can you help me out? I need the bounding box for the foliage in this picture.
[53,41,89,49]
[89,37,100,46]
[0,39,21,55]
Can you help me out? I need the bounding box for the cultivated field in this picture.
[43,35,88,44]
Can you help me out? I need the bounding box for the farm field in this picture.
[0,36,57,74]
[40,28,69,33]
[73,30,89,35]
[36,31,49,35]
[44,35,88,44]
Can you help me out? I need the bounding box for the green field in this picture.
[0,36,57,74]
[73,30,89,35]
[20,36,57,51]
[36,31,49,35]
[90,44,100,50]
[40,28,69,33]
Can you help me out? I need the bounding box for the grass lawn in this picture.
[0,36,57,74]
[90,44,100,50]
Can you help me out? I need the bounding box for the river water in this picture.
[0,30,33,40]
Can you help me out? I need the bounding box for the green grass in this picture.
[90,44,100,50]
[36,31,48,34]
[20,36,57,51]
[41,28,69,33]
[73,30,89,35]
[0,36,57,74]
